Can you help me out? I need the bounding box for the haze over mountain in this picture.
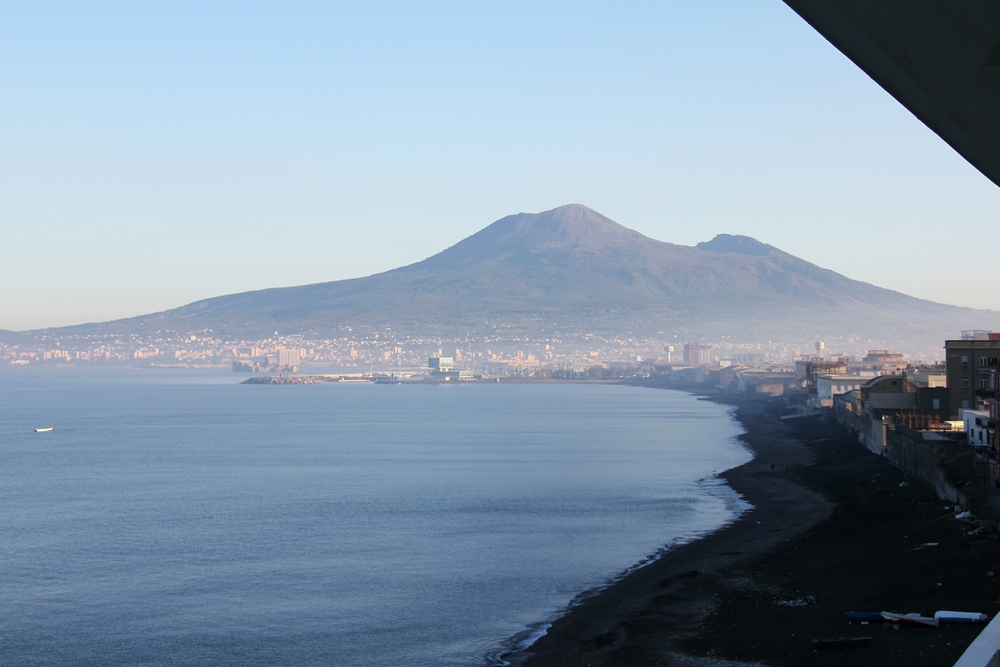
[44,204,1000,352]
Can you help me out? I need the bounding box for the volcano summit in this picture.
[51,204,999,351]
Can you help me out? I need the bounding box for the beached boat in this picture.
[881,612,938,627]
[813,637,871,649]
[934,611,989,624]
[34,427,53,433]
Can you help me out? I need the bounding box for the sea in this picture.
[0,369,751,667]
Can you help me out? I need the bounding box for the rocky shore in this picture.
[505,399,1000,666]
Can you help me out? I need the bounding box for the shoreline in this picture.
[503,389,1000,666]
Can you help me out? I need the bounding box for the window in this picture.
[962,355,969,366]
[962,379,970,389]
[982,356,989,367]
[982,379,990,389]
[932,398,940,410]
[962,400,970,408]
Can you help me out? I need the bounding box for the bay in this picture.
[0,369,749,666]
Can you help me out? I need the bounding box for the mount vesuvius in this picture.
[51,204,999,350]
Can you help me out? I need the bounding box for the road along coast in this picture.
[504,397,1000,667]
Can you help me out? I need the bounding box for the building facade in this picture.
[816,374,867,402]
[683,343,713,366]
[945,334,1000,418]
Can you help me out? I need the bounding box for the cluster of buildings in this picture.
[2,328,829,377]
[650,332,1000,519]
[829,332,1000,518]
[7,323,999,517]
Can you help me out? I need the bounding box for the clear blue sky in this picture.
[2,1,998,331]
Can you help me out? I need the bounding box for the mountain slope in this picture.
[55,204,999,346]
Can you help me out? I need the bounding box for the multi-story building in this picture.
[277,348,301,367]
[794,360,848,389]
[428,356,471,380]
[816,374,868,404]
[944,332,1000,488]
[835,375,953,451]
[429,356,454,372]
[683,343,713,366]
[944,332,1000,418]
[962,409,991,448]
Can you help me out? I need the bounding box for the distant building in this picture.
[909,369,947,388]
[836,374,952,450]
[277,348,301,367]
[428,356,471,381]
[836,375,919,450]
[794,360,848,386]
[733,369,799,397]
[683,343,713,366]
[731,353,764,365]
[816,374,867,402]
[863,350,905,364]
[429,356,454,371]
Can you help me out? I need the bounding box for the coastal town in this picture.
[0,326,928,377]
[631,331,1000,522]
[10,328,1000,666]
[515,331,1000,667]
[8,325,1000,520]
[7,1,1000,665]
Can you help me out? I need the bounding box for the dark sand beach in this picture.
[505,397,1000,667]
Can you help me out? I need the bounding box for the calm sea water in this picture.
[0,369,749,667]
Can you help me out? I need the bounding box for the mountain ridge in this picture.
[37,204,1000,350]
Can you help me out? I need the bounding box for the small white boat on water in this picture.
[34,427,53,433]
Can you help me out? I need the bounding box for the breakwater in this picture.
[241,375,327,385]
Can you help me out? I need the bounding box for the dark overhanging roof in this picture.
[783,0,1000,188]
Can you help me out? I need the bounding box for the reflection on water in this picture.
[0,372,749,666]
